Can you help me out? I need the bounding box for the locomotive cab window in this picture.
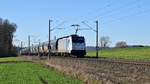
[72,37,85,43]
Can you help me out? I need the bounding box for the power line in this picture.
[82,0,141,22]
[71,0,114,23]
[85,0,114,16]
[81,21,96,32]
[93,0,140,20]
[81,0,147,26]
[102,8,150,25]
[52,21,66,29]
[99,0,142,19]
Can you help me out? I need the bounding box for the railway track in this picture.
[23,55,150,66]
[82,57,150,66]
[50,56,150,66]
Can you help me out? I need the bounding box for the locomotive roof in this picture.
[57,34,84,40]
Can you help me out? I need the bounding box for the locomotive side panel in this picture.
[57,37,71,53]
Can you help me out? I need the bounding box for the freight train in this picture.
[21,34,86,57]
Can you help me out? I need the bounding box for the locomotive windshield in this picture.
[72,37,85,43]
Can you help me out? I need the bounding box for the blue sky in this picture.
[0,0,150,47]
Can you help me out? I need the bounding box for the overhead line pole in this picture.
[82,21,99,58]
[96,20,99,58]
[20,41,23,55]
[28,35,30,56]
[38,40,41,57]
[48,19,52,60]
[48,19,65,59]
[21,41,23,50]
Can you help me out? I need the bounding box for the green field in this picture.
[0,57,24,62]
[0,57,83,84]
[87,47,150,60]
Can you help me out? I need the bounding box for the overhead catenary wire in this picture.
[81,0,141,22]
[52,21,66,29]
[71,0,114,23]
[90,0,140,21]
[99,0,142,20]
[96,0,140,17]
[102,8,150,25]
[57,0,142,30]
[80,0,148,28]
[81,21,96,32]
[84,0,114,17]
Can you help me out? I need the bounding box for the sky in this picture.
[0,0,150,47]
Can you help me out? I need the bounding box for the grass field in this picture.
[0,57,83,84]
[0,57,24,62]
[87,47,150,60]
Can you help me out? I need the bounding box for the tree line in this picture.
[0,18,17,56]
[100,36,144,48]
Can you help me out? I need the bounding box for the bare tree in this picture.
[100,36,111,48]
[116,41,127,48]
